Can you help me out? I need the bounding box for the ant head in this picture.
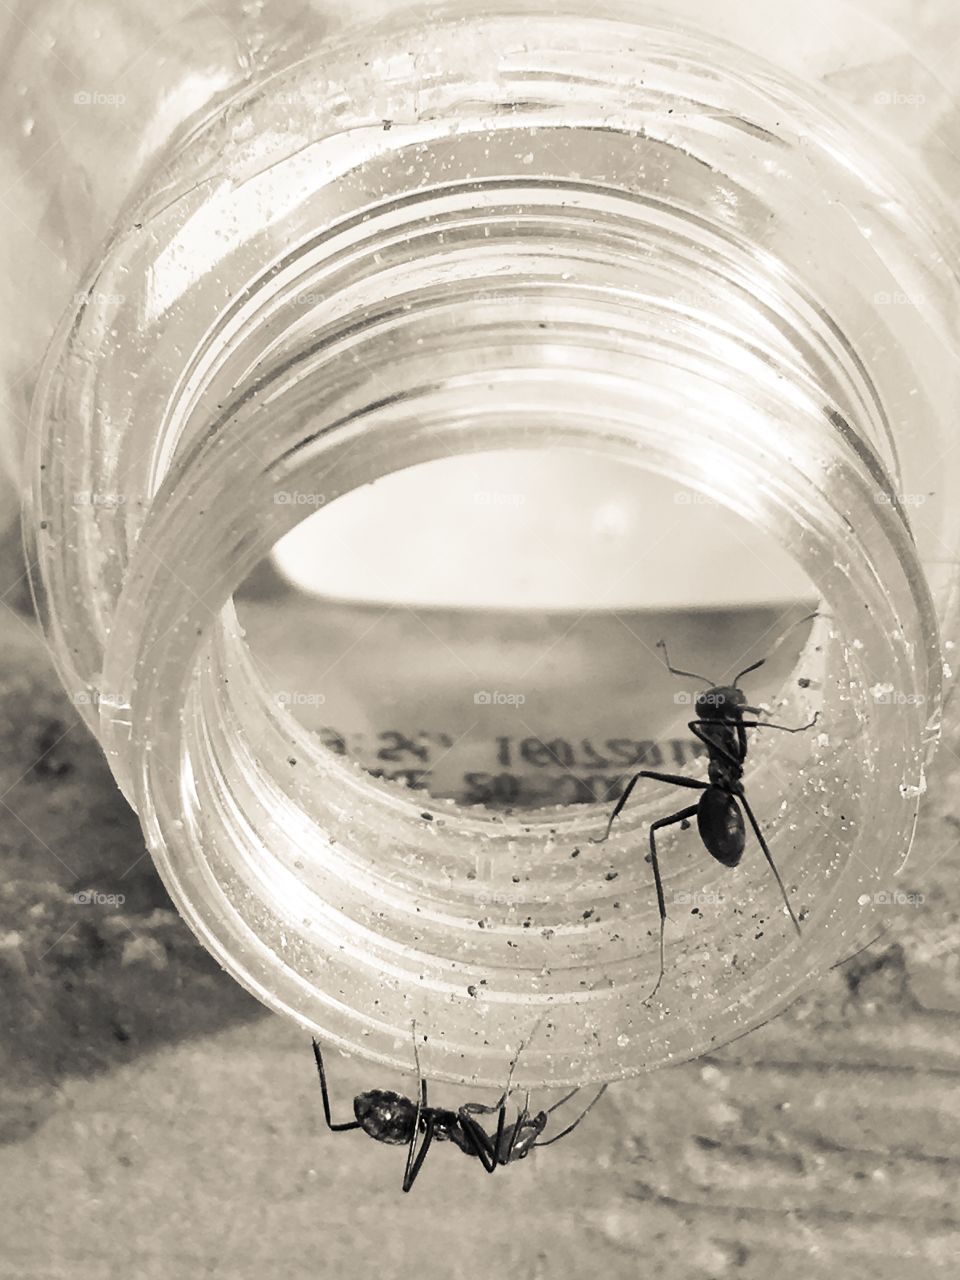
[696,685,747,715]
[505,1111,549,1160]
[354,1089,418,1144]
[695,656,766,711]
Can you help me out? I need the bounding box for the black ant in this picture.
[311,1027,607,1193]
[593,616,821,1000]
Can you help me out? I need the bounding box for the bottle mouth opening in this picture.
[27,3,954,1084]
[95,285,937,1085]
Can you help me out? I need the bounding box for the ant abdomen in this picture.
[354,1090,418,1144]
[698,788,746,868]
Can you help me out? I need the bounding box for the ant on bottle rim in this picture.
[592,611,822,1003]
[311,1019,608,1193]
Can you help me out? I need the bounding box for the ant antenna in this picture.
[729,610,820,689]
[655,639,714,688]
[535,1083,609,1147]
[516,995,610,1150]
[733,657,766,686]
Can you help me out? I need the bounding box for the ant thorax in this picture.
[707,753,743,789]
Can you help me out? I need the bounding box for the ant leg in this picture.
[644,805,700,1001]
[593,771,707,843]
[457,1108,501,1173]
[633,771,709,791]
[497,1091,531,1164]
[535,1084,609,1148]
[491,1090,514,1166]
[402,1027,434,1191]
[410,1020,428,1114]
[311,1040,361,1132]
[459,1088,515,1172]
[402,1111,438,1193]
[458,1020,531,1169]
[461,1025,539,1169]
[592,773,644,843]
[739,794,802,935]
[740,711,820,733]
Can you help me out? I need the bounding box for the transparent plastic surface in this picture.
[13,1,960,1085]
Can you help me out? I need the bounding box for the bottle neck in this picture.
[25,1,958,1084]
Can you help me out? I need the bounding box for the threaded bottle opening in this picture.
[27,2,957,1084]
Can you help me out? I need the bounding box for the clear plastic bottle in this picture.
[5,0,960,1086]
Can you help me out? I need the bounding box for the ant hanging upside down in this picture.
[593,617,820,1001]
[312,1025,607,1193]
